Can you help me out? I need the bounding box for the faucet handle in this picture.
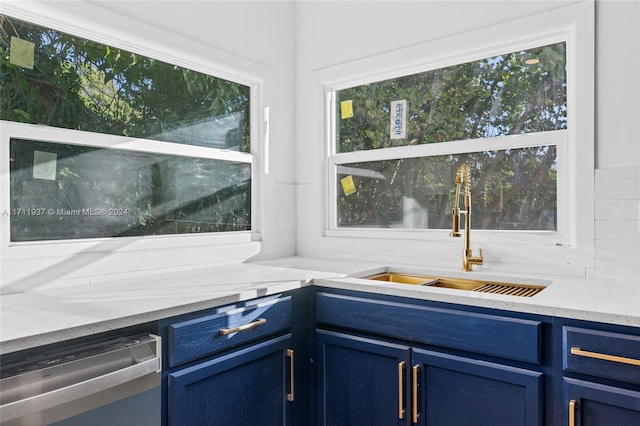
[450,207,461,237]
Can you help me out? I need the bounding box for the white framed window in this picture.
[0,4,265,261]
[318,2,594,251]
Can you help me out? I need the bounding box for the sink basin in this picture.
[364,272,546,297]
[367,273,440,285]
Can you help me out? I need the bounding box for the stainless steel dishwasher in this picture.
[0,333,161,426]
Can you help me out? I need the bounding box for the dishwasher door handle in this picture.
[0,355,160,422]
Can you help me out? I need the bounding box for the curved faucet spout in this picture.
[450,164,483,271]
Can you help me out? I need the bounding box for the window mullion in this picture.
[331,130,566,165]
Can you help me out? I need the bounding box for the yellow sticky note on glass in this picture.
[340,100,353,119]
[33,151,57,180]
[340,175,356,196]
[10,37,35,70]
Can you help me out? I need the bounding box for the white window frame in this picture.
[0,3,267,261]
[317,2,594,252]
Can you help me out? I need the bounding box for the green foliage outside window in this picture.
[337,43,566,151]
[1,15,252,241]
[0,14,251,150]
[9,139,251,242]
[337,147,556,231]
[335,43,565,231]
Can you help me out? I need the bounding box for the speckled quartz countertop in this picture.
[1,256,639,354]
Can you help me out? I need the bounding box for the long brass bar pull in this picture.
[569,400,576,426]
[570,347,640,366]
[398,361,406,419]
[287,349,295,402]
[412,365,420,424]
[218,318,267,335]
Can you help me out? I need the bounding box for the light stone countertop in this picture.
[1,256,639,355]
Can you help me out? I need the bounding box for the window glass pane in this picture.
[336,43,566,152]
[1,15,251,152]
[336,146,556,231]
[9,138,251,242]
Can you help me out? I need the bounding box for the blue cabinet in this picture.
[412,349,543,426]
[565,378,640,425]
[315,290,546,426]
[169,334,294,426]
[316,291,543,364]
[563,325,640,425]
[413,348,542,426]
[166,295,292,368]
[317,330,543,426]
[156,287,640,426]
[317,330,411,426]
[160,294,296,426]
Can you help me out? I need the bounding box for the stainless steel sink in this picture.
[364,272,546,297]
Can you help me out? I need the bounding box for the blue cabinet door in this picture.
[316,330,543,426]
[316,330,412,426]
[565,378,640,425]
[169,334,293,426]
[412,348,543,426]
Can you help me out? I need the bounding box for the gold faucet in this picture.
[450,164,483,271]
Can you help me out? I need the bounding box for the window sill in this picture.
[1,231,260,260]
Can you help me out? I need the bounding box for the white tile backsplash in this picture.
[594,239,640,263]
[592,168,640,282]
[595,199,640,220]
[595,220,640,241]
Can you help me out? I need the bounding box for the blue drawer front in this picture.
[563,326,640,385]
[316,292,542,364]
[168,295,292,367]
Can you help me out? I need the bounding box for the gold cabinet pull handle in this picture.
[569,399,576,426]
[287,349,295,402]
[398,361,406,419]
[571,346,640,366]
[218,318,267,335]
[412,365,420,424]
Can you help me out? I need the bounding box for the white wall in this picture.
[295,0,640,281]
[0,1,297,289]
[592,0,640,280]
[78,1,300,262]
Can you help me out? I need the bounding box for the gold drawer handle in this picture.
[287,349,295,402]
[218,318,267,335]
[569,399,576,426]
[398,361,406,419]
[412,365,420,424]
[571,347,640,366]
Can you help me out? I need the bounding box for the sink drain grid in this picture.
[473,283,544,297]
